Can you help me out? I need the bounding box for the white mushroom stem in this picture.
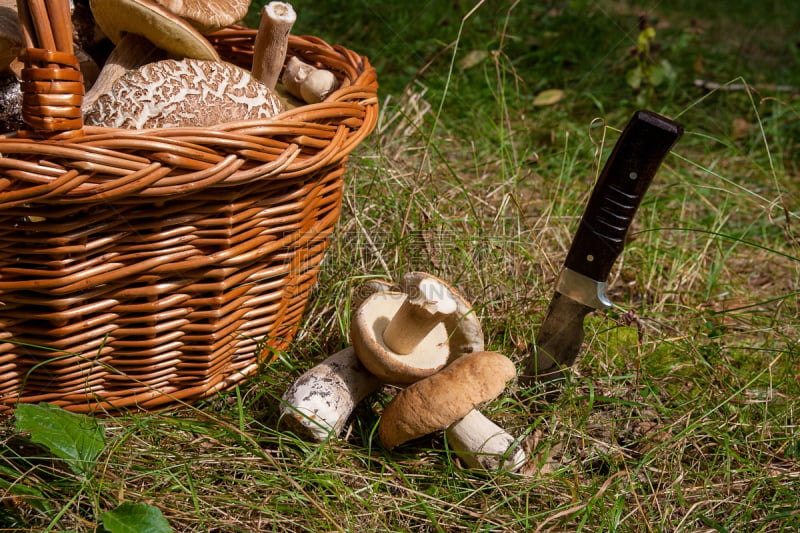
[282,56,338,104]
[280,347,380,442]
[445,409,526,472]
[82,33,166,110]
[382,277,458,355]
[251,1,296,90]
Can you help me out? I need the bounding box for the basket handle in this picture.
[16,0,84,138]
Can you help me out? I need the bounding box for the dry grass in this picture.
[2,1,799,531]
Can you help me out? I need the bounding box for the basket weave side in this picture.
[0,26,379,413]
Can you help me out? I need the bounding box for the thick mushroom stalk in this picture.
[445,410,526,472]
[280,347,380,442]
[382,277,458,355]
[351,277,457,385]
[252,1,296,91]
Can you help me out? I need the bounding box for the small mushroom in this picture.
[280,347,381,442]
[83,0,220,109]
[350,276,458,385]
[282,56,339,104]
[398,271,484,359]
[84,58,283,129]
[251,1,296,91]
[378,350,524,472]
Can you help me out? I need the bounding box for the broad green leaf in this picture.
[532,89,565,106]
[647,63,666,86]
[101,503,172,533]
[626,66,642,90]
[14,403,106,477]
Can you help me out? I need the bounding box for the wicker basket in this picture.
[0,0,378,413]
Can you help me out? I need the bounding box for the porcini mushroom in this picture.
[378,350,525,472]
[83,0,220,109]
[350,275,458,385]
[84,58,283,128]
[282,56,339,104]
[251,1,296,91]
[280,347,381,442]
[398,271,484,359]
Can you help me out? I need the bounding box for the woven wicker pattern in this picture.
[0,2,378,412]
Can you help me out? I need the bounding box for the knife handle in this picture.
[564,110,683,282]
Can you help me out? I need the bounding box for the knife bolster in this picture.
[556,268,613,310]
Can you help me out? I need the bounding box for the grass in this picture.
[2,0,800,531]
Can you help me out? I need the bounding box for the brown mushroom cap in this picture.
[350,291,450,386]
[89,0,220,61]
[399,272,484,359]
[0,0,23,71]
[155,0,250,33]
[378,351,516,450]
[84,58,283,129]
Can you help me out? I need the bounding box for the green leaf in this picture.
[647,63,666,86]
[101,503,172,533]
[626,66,642,90]
[14,403,106,477]
[636,27,656,53]
[0,466,52,514]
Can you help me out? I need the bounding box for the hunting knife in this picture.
[520,110,683,388]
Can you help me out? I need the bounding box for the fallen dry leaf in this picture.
[533,88,565,106]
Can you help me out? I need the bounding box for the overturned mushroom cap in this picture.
[89,0,220,60]
[351,290,453,386]
[84,58,284,129]
[378,351,516,450]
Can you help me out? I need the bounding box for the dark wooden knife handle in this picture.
[564,110,683,282]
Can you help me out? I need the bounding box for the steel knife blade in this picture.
[520,110,683,387]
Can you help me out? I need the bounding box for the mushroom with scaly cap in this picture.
[84,58,283,129]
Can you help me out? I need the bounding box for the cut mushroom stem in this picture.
[282,56,338,104]
[252,1,296,90]
[280,347,380,442]
[445,409,526,472]
[382,276,458,355]
[399,272,484,360]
